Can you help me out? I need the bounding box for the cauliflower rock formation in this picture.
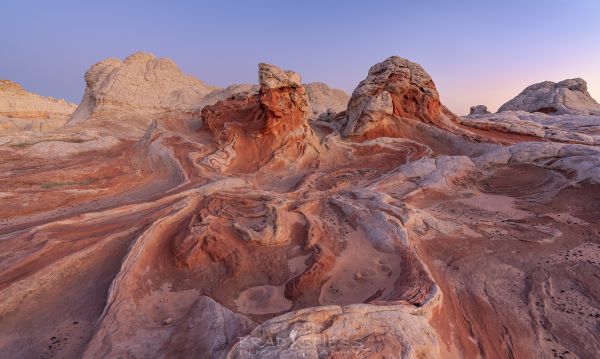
[68,51,218,125]
[468,104,491,115]
[498,78,600,115]
[343,56,468,139]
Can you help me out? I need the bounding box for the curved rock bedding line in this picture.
[0,54,599,358]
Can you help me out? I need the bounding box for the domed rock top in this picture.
[258,63,302,89]
[69,51,219,124]
[0,80,27,94]
[468,105,491,116]
[122,51,156,64]
[498,78,600,115]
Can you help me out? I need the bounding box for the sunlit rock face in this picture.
[0,54,599,359]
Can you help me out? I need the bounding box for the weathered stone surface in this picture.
[68,51,218,124]
[498,78,600,115]
[468,104,491,115]
[304,82,349,120]
[2,55,600,359]
[343,56,467,139]
[0,80,76,132]
[258,63,302,89]
[201,63,314,173]
[228,303,439,359]
[460,110,600,145]
[161,296,255,359]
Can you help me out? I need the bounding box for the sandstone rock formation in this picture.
[200,63,316,174]
[342,56,470,139]
[469,104,491,115]
[498,78,600,115]
[460,110,600,145]
[304,82,349,120]
[1,55,599,359]
[0,80,76,132]
[68,51,218,130]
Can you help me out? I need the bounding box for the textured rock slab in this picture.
[228,303,439,359]
[461,110,600,145]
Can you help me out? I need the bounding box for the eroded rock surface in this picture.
[0,80,76,133]
[469,104,490,115]
[498,78,600,115]
[1,55,599,359]
[68,51,219,131]
[304,82,349,120]
[343,56,472,139]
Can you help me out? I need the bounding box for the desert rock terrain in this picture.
[0,80,76,133]
[0,52,599,359]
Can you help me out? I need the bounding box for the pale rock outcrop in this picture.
[498,78,600,115]
[304,82,349,120]
[194,84,259,110]
[475,142,600,184]
[258,63,302,89]
[68,51,218,124]
[460,110,600,145]
[227,303,439,358]
[468,105,490,115]
[0,80,76,132]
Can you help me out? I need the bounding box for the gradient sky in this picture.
[1,0,599,115]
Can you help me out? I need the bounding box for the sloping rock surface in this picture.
[0,80,76,132]
[68,51,219,126]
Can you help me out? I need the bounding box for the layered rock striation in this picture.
[0,80,76,132]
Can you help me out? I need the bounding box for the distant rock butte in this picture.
[304,82,349,120]
[468,104,491,115]
[68,51,219,124]
[0,80,76,132]
[499,78,600,115]
[460,79,600,145]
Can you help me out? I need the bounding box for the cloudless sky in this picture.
[1,0,599,114]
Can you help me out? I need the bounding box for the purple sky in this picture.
[1,0,599,115]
